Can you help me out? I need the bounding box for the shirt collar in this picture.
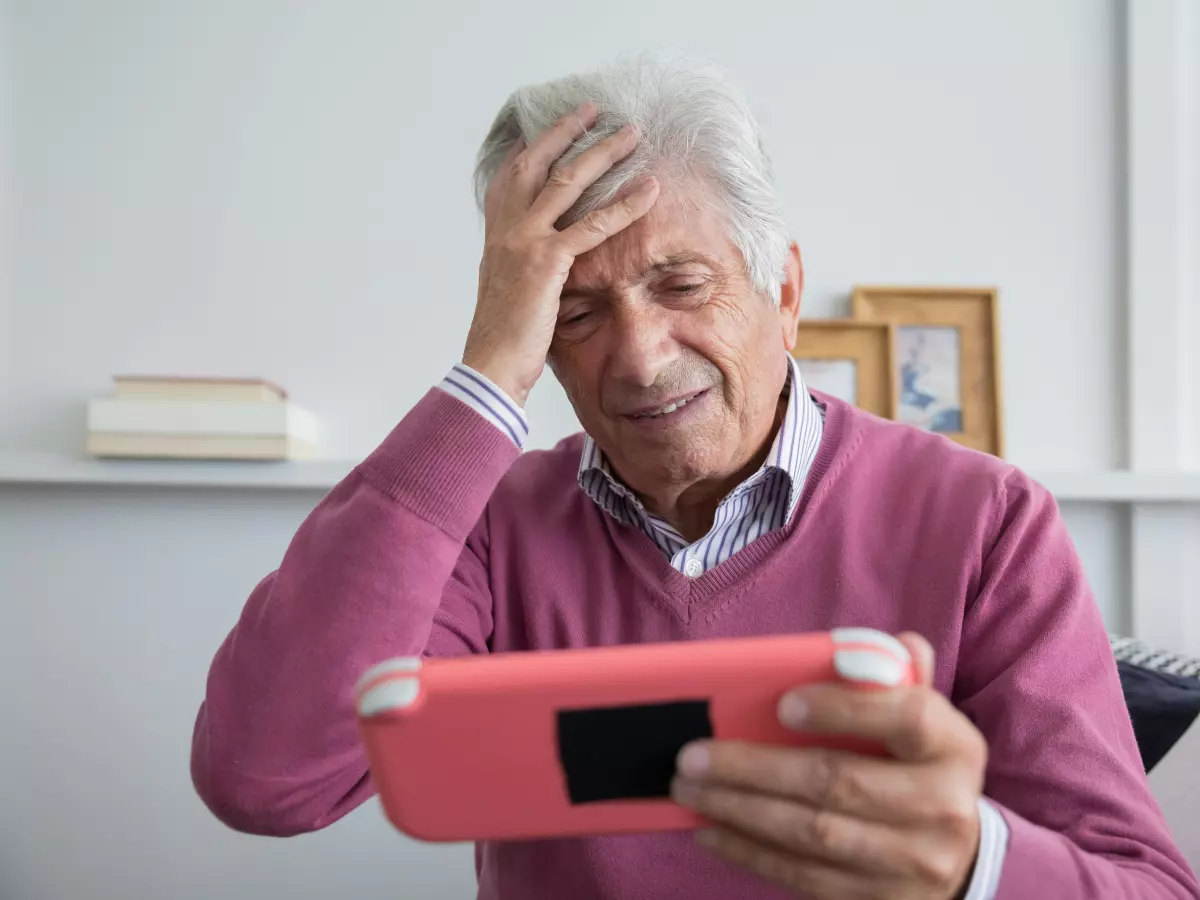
[577,355,823,526]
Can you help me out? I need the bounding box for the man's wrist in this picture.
[459,350,536,409]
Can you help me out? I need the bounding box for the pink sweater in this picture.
[192,389,1199,900]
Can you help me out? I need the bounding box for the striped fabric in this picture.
[438,364,530,449]
[577,355,824,577]
[1111,635,1200,681]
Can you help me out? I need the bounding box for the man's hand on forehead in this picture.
[464,102,661,408]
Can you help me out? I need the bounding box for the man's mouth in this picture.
[628,389,708,420]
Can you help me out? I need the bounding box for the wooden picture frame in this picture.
[851,286,1004,457]
[791,320,897,419]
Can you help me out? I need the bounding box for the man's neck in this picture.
[638,392,790,541]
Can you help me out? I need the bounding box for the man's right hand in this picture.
[462,102,661,408]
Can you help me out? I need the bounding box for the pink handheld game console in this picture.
[356,628,914,842]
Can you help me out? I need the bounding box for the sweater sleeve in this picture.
[190,388,520,836]
[954,470,1199,899]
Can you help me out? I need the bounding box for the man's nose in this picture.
[609,304,678,388]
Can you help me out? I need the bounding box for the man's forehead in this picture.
[564,190,736,291]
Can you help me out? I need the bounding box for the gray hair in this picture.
[472,53,790,303]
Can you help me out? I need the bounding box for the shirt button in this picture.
[684,558,704,578]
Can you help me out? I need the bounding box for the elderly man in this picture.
[192,56,1198,900]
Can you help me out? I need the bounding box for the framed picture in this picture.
[792,320,896,419]
[851,286,1004,457]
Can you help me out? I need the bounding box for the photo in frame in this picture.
[851,286,1004,457]
[792,320,896,419]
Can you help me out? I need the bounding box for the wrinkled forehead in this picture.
[562,183,745,294]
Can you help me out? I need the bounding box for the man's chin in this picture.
[600,429,723,482]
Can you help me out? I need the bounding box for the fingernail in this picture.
[672,779,702,808]
[778,693,808,729]
[578,101,597,118]
[677,743,710,778]
[833,649,905,687]
[639,175,657,191]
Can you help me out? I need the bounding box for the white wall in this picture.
[0,1,1157,899]
[1,3,11,398]
[0,485,479,900]
[1123,0,1200,656]
[1186,0,1200,469]
[1,0,1123,470]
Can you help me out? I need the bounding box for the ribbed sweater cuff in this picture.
[357,388,521,539]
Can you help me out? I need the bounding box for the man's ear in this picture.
[778,242,804,351]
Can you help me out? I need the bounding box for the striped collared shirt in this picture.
[437,364,532,449]
[576,355,823,576]
[439,356,824,576]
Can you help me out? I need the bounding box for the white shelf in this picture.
[0,452,355,490]
[1033,471,1200,502]
[1,453,1200,502]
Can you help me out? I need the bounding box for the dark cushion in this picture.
[1118,659,1200,772]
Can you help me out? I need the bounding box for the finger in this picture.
[695,827,896,899]
[505,102,599,208]
[678,741,961,826]
[484,138,526,229]
[673,781,916,876]
[556,175,660,256]
[896,631,935,688]
[779,682,979,763]
[528,124,640,223]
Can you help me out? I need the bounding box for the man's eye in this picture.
[668,283,703,294]
[562,312,591,325]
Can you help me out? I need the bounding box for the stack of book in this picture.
[86,376,318,460]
